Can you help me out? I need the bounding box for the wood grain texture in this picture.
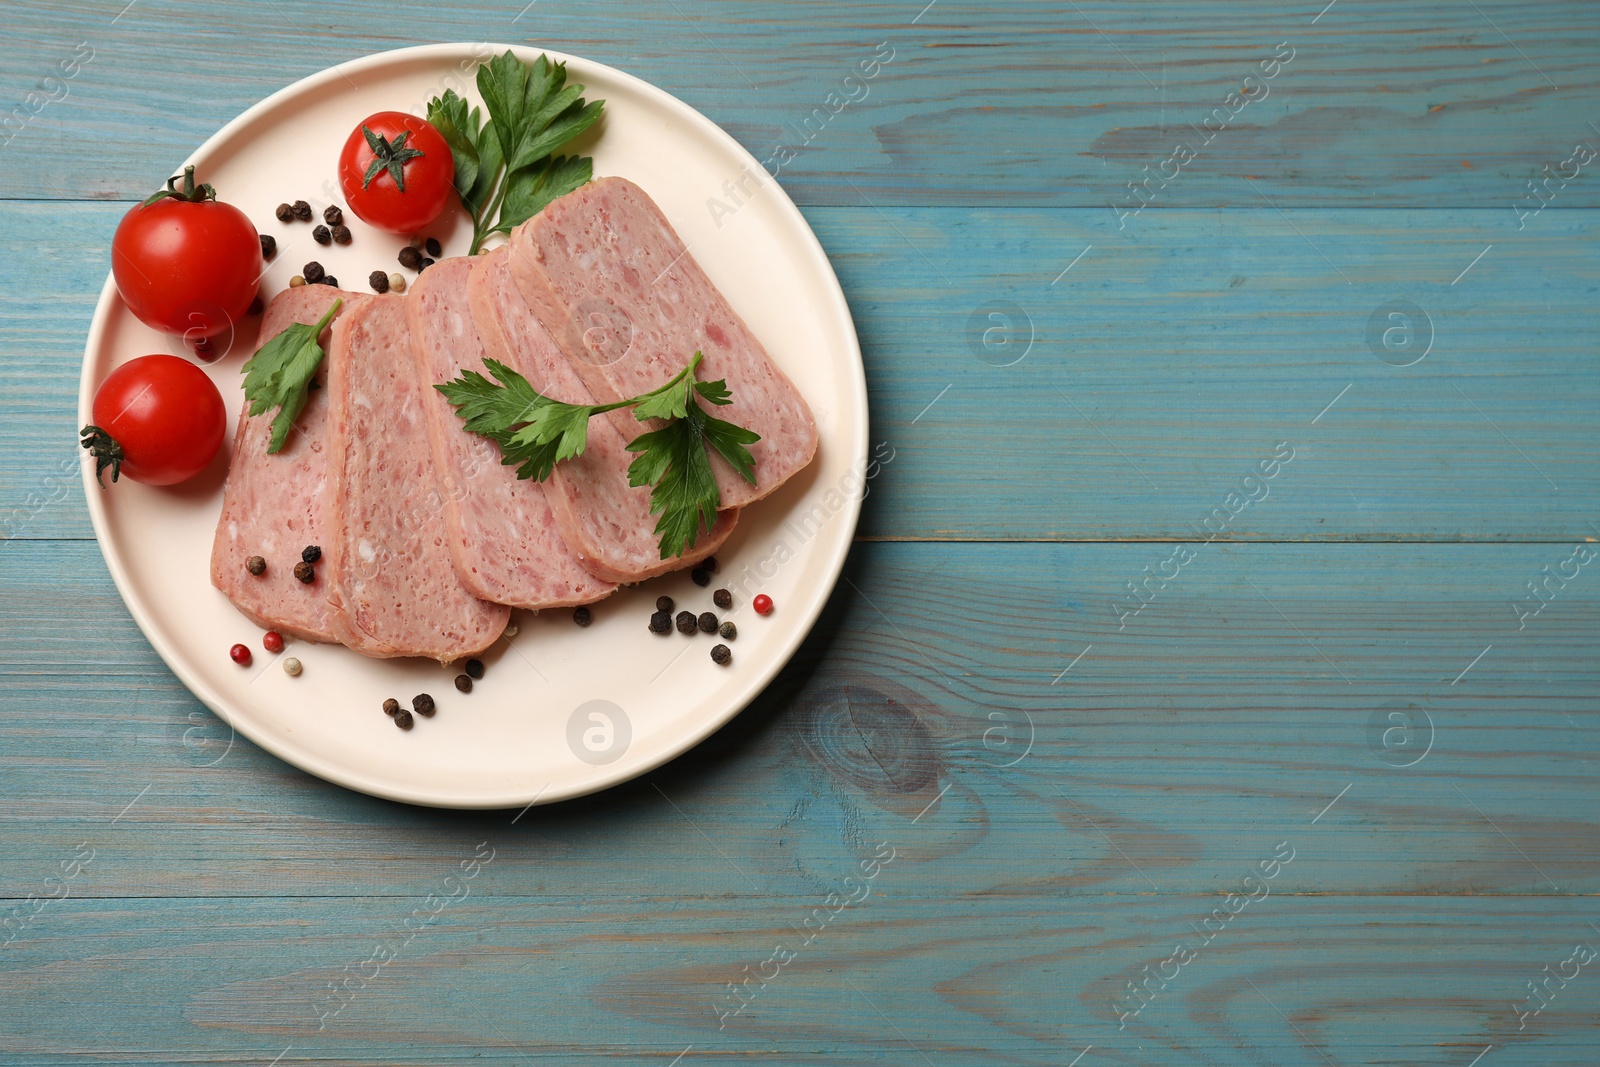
[3,0,1598,1063]
[0,1,1596,205]
[4,202,1597,542]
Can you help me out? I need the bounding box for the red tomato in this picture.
[111,166,262,340]
[338,112,454,233]
[82,355,225,486]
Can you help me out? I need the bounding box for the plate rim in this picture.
[77,41,868,809]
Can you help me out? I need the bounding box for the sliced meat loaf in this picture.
[468,247,737,583]
[322,293,509,660]
[209,285,367,641]
[406,256,615,608]
[507,176,817,509]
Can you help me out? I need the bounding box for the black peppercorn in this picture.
[649,610,672,634]
[293,561,315,583]
[275,203,293,223]
[394,708,414,730]
[301,545,321,563]
[573,606,592,627]
[320,275,339,288]
[302,261,325,284]
[464,658,485,679]
[245,555,266,576]
[713,588,732,609]
[259,234,276,260]
[691,568,710,587]
[454,674,473,693]
[711,643,731,665]
[425,237,442,257]
[675,610,697,635]
[698,611,718,634]
[718,621,736,640]
[292,200,313,221]
[419,257,435,271]
[365,270,388,293]
[702,556,719,574]
[656,595,674,613]
[331,224,352,245]
[413,693,436,717]
[312,224,331,245]
[398,246,422,269]
[383,698,399,716]
[322,205,344,226]
[248,295,264,316]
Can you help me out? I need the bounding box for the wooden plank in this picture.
[8,203,1597,543]
[0,0,1596,206]
[2,540,1594,901]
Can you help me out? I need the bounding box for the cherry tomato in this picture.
[338,112,454,234]
[111,166,262,340]
[81,355,225,486]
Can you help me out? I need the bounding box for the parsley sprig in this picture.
[436,352,759,559]
[426,52,604,254]
[240,300,341,454]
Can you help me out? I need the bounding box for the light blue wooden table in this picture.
[2,1,1597,1064]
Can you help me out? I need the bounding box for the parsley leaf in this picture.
[428,52,605,254]
[240,300,341,453]
[435,350,761,559]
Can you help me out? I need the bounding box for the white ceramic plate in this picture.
[78,43,866,809]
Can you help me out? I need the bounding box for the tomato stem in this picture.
[139,164,218,208]
[79,425,124,486]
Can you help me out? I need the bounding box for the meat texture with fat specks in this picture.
[468,247,738,583]
[322,293,509,660]
[406,256,616,608]
[209,285,367,642]
[506,176,817,509]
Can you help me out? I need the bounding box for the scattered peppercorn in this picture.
[230,643,252,666]
[294,561,315,583]
[711,643,731,665]
[248,295,264,315]
[245,555,266,576]
[573,606,592,627]
[675,610,697,635]
[713,588,732,609]
[320,275,339,288]
[302,261,325,284]
[394,708,414,730]
[312,224,331,245]
[259,234,276,260]
[387,272,406,292]
[691,568,710,587]
[282,656,302,677]
[703,556,719,573]
[289,275,305,288]
[301,545,321,563]
[409,235,426,250]
[192,336,215,359]
[698,611,718,634]
[292,200,312,221]
[398,246,422,270]
[719,621,737,640]
[263,630,284,654]
[649,610,672,634]
[656,595,674,613]
[413,693,436,717]
[503,622,518,638]
[465,658,485,679]
[419,257,435,271]
[382,697,400,717]
[275,202,293,223]
[322,205,344,226]
[454,674,473,693]
[332,224,352,246]
[425,237,442,257]
[369,270,389,293]
[753,594,774,615]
